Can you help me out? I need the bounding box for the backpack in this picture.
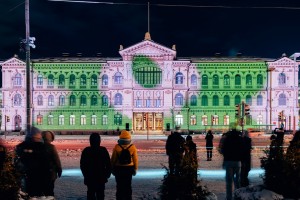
[118,144,133,164]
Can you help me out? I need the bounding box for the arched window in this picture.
[224,74,230,86]
[48,114,54,125]
[175,72,184,84]
[59,95,65,106]
[14,94,22,106]
[278,73,286,85]
[37,95,43,106]
[37,114,43,125]
[190,115,197,125]
[202,75,208,85]
[257,115,263,125]
[213,95,219,106]
[114,93,122,105]
[212,74,219,86]
[80,95,87,106]
[80,115,86,125]
[91,74,97,86]
[70,74,76,86]
[91,95,98,106]
[102,74,108,85]
[48,74,54,85]
[114,72,123,84]
[175,93,184,106]
[70,115,75,125]
[191,74,197,85]
[102,95,108,106]
[91,115,97,125]
[201,115,208,125]
[201,95,208,106]
[59,74,65,85]
[257,95,263,106]
[175,114,183,125]
[224,95,230,106]
[224,115,230,125]
[58,115,64,125]
[246,95,252,106]
[48,95,54,106]
[190,95,197,106]
[37,74,43,85]
[102,115,108,125]
[246,74,252,85]
[257,74,263,85]
[235,74,241,86]
[14,73,22,86]
[234,95,241,105]
[114,113,122,125]
[279,93,286,105]
[80,74,87,85]
[70,95,76,106]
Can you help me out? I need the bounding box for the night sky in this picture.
[1,0,300,61]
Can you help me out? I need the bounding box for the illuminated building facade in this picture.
[1,34,299,134]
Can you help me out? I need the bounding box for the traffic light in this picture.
[235,104,240,117]
[278,111,283,121]
[244,104,250,116]
[6,116,10,122]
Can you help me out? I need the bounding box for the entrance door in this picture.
[14,115,22,131]
[133,112,163,131]
[155,113,163,130]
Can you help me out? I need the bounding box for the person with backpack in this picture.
[111,130,138,200]
[80,133,111,200]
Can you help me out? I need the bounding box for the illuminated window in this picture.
[175,72,184,84]
[257,115,263,125]
[175,114,183,126]
[102,74,108,85]
[155,98,161,107]
[190,115,197,125]
[133,63,162,87]
[48,95,54,106]
[257,95,263,106]
[80,74,87,85]
[201,95,208,106]
[70,95,76,106]
[234,95,241,105]
[70,115,75,125]
[114,93,122,105]
[59,74,65,85]
[69,74,76,86]
[37,74,43,85]
[91,95,98,106]
[91,74,97,86]
[37,114,43,125]
[212,115,218,125]
[212,74,219,86]
[48,74,54,86]
[37,95,43,106]
[146,98,151,107]
[191,74,197,85]
[257,74,263,85]
[224,115,230,125]
[190,95,197,106]
[102,95,108,106]
[279,93,286,105]
[224,95,230,106]
[80,95,87,106]
[59,95,65,106]
[224,74,230,86]
[278,73,286,85]
[102,115,108,125]
[246,74,252,85]
[114,114,122,125]
[175,93,184,106]
[48,114,54,125]
[14,94,22,106]
[114,72,123,84]
[202,115,208,126]
[80,115,86,125]
[202,74,208,85]
[235,74,241,86]
[59,115,64,125]
[136,98,142,107]
[14,73,22,86]
[91,115,97,125]
[246,95,252,106]
[213,95,219,106]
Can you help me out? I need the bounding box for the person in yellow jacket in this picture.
[111,130,138,200]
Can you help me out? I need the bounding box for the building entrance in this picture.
[133,112,163,131]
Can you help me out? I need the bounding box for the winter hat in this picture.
[42,131,55,142]
[26,126,42,140]
[119,130,131,140]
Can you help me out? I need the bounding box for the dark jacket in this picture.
[44,143,62,181]
[80,146,112,185]
[222,130,243,161]
[205,133,214,148]
[166,132,185,156]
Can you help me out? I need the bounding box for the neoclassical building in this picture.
[1,33,299,134]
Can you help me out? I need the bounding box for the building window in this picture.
[59,95,65,106]
[279,93,286,105]
[114,93,122,105]
[201,95,208,106]
[133,62,162,87]
[257,74,263,85]
[70,115,75,125]
[102,115,108,125]
[14,94,22,106]
[146,98,151,107]
[202,115,208,126]
[114,114,122,125]
[48,74,54,86]
[81,115,86,125]
[202,74,208,85]
[190,95,197,106]
[235,74,241,86]
[114,72,123,84]
[91,115,97,125]
[175,72,184,84]
[48,95,54,106]
[191,74,197,85]
[37,114,43,125]
[246,115,252,125]
[175,114,183,126]
[91,74,97,86]
[224,115,230,125]
[14,73,22,86]
[59,115,64,125]
[102,74,108,85]
[224,95,230,106]
[48,115,54,125]
[70,74,76,86]
[80,74,87,85]
[212,74,219,86]
[136,99,142,107]
[155,98,161,107]
[246,95,252,106]
[175,93,184,106]
[224,74,230,86]
[59,74,65,86]
[212,115,218,125]
[234,95,241,105]
[257,95,263,106]
[37,95,43,106]
[70,95,76,106]
[80,95,87,106]
[91,95,98,106]
[213,95,219,106]
[37,74,43,85]
[190,115,197,125]
[257,115,263,125]
[246,74,252,85]
[102,95,108,106]
[278,73,286,85]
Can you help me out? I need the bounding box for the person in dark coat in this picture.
[221,128,243,200]
[42,131,62,198]
[80,133,111,200]
[15,126,48,198]
[183,135,198,179]
[240,131,252,187]
[0,138,6,172]
[205,130,214,161]
[165,126,185,175]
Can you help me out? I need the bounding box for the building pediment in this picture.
[1,56,26,69]
[269,56,297,66]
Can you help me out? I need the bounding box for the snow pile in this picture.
[234,185,284,200]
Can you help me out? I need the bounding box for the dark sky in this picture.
[1,0,300,60]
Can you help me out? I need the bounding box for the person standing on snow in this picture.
[205,130,214,161]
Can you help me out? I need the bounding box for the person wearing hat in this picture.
[42,131,62,199]
[111,130,138,200]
